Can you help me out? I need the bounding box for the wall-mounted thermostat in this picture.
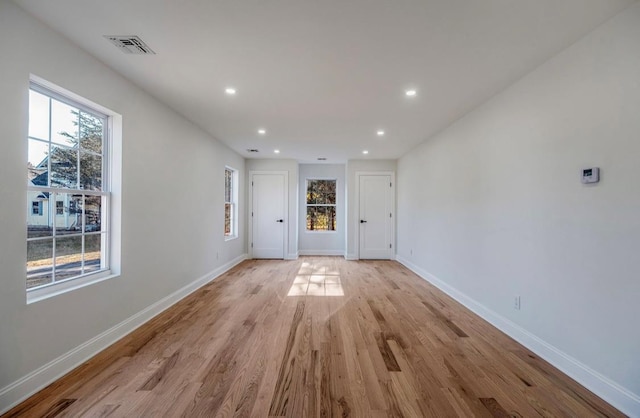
[581,167,600,184]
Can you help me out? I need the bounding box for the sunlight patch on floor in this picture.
[287,261,344,296]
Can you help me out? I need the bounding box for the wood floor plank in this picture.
[2,257,625,418]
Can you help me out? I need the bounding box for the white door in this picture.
[359,174,393,259]
[251,172,286,259]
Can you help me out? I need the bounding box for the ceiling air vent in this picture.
[246,149,260,153]
[104,35,155,54]
[317,157,327,161]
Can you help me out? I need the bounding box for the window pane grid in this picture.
[27,231,105,241]
[27,82,109,291]
[224,168,236,237]
[27,186,108,197]
[306,179,337,231]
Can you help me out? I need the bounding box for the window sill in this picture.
[305,230,338,234]
[27,270,119,304]
[225,235,238,242]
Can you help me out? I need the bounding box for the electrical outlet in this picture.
[514,295,521,310]
[216,252,219,260]
[410,249,413,256]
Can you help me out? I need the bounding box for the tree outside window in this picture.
[26,84,109,290]
[306,179,337,231]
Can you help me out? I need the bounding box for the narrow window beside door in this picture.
[224,167,238,239]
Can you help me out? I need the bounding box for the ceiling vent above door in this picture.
[104,35,155,54]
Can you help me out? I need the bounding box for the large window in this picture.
[224,167,238,238]
[306,179,337,231]
[27,82,110,292]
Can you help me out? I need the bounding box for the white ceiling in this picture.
[14,0,635,163]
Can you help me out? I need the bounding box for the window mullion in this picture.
[102,118,109,193]
[47,97,52,188]
[52,192,57,283]
[81,194,85,274]
[27,186,107,197]
[77,147,81,190]
[27,80,112,294]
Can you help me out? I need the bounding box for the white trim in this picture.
[345,252,358,260]
[354,171,395,260]
[395,256,640,418]
[30,75,113,117]
[0,254,248,415]
[26,186,107,197]
[27,270,117,304]
[298,249,344,256]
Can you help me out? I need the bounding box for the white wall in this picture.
[397,3,640,415]
[345,159,397,259]
[246,159,299,259]
[298,164,345,255]
[0,0,246,411]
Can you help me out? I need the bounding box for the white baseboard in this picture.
[395,256,640,418]
[343,253,396,261]
[298,250,345,256]
[0,254,248,415]
[285,252,299,260]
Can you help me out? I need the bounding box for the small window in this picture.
[32,201,42,216]
[224,167,238,239]
[306,179,337,231]
[27,81,111,292]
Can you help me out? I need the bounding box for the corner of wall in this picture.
[395,256,640,417]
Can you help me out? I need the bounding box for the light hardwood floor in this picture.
[3,257,624,417]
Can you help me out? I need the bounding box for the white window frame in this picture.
[26,76,121,304]
[224,166,238,240]
[305,178,338,233]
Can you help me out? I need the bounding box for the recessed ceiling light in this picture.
[405,89,417,97]
[274,149,280,154]
[377,130,385,136]
[225,87,237,95]
[362,150,369,155]
[258,129,266,135]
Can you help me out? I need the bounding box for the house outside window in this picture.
[224,167,238,239]
[27,81,111,293]
[306,179,337,231]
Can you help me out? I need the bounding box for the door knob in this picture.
[360,220,367,223]
[276,219,284,223]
